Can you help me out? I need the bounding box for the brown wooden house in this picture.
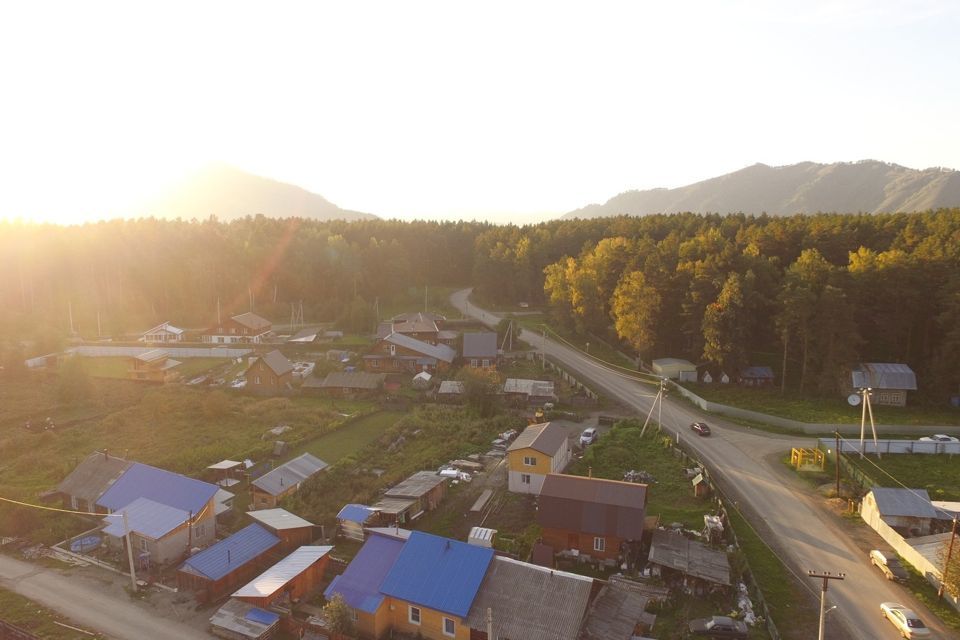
[203,311,272,344]
[362,333,456,374]
[232,546,333,609]
[246,508,316,554]
[462,332,499,370]
[128,349,181,383]
[245,350,294,395]
[177,523,281,603]
[537,474,647,563]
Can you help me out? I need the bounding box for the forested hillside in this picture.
[2,209,960,400]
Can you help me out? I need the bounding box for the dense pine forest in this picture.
[2,209,959,400]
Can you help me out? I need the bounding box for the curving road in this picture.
[452,288,956,640]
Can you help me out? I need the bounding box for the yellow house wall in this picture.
[507,447,553,476]
[385,597,471,640]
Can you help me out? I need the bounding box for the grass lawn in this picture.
[299,411,405,464]
[841,453,960,501]
[0,586,98,639]
[569,419,712,528]
[683,383,960,426]
[174,357,231,378]
[77,356,130,379]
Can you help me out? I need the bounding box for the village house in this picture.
[54,450,132,512]
[363,332,456,374]
[738,365,774,387]
[246,508,316,553]
[506,422,571,494]
[128,348,181,383]
[462,332,498,370]
[203,311,273,345]
[244,350,294,395]
[177,523,281,603]
[302,371,385,398]
[537,474,647,563]
[250,453,328,509]
[851,362,918,407]
[647,529,731,594]
[139,321,185,344]
[861,487,940,537]
[100,497,195,566]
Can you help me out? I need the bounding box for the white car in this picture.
[880,602,931,638]
[579,427,598,446]
[919,434,959,443]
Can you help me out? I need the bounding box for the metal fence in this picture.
[67,345,252,359]
[818,437,960,455]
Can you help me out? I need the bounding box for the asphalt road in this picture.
[452,288,957,640]
[0,554,209,640]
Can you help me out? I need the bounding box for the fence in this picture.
[67,345,252,359]
[0,619,39,640]
[543,358,599,400]
[818,437,960,455]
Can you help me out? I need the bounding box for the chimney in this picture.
[227,549,231,564]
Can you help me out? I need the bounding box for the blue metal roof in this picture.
[324,531,407,614]
[180,524,280,581]
[336,504,373,524]
[245,607,280,625]
[379,531,493,617]
[97,462,219,515]
[102,497,189,539]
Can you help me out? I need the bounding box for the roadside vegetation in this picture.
[0,586,99,639]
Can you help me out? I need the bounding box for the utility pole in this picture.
[123,511,138,593]
[939,516,958,598]
[835,431,841,498]
[808,570,844,640]
[541,326,546,371]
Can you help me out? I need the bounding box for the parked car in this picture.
[579,427,598,446]
[690,422,712,437]
[870,549,908,582]
[688,615,748,639]
[919,434,959,443]
[880,602,931,638]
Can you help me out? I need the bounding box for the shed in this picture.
[651,358,697,382]
[210,598,280,640]
[851,363,917,406]
[412,370,433,389]
[337,504,375,541]
[383,471,448,518]
[233,545,333,609]
[308,371,384,397]
[739,366,774,387]
[178,523,281,602]
[246,508,316,553]
[55,450,132,512]
[861,487,938,537]
[437,380,465,403]
[207,459,244,488]
[369,497,419,525]
[502,378,557,404]
[647,529,731,591]
[464,556,593,640]
[580,575,661,640]
[250,453,328,509]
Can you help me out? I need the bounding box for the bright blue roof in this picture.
[97,462,219,515]
[379,531,493,617]
[336,503,373,524]
[180,524,280,581]
[102,497,189,539]
[245,607,279,625]
[324,531,407,614]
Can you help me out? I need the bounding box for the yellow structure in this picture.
[791,447,825,470]
[506,422,571,494]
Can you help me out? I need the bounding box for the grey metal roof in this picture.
[581,576,657,640]
[370,496,417,515]
[385,471,447,499]
[319,371,385,390]
[253,350,293,377]
[647,529,730,586]
[233,546,333,598]
[287,327,320,343]
[851,363,917,391]
[247,508,315,531]
[652,358,696,368]
[56,451,132,506]
[462,332,498,358]
[252,453,328,496]
[507,422,568,456]
[135,348,169,363]
[210,598,279,638]
[142,322,184,336]
[384,333,456,363]
[465,556,593,640]
[232,312,272,332]
[391,312,446,323]
[870,487,937,518]
[392,318,439,334]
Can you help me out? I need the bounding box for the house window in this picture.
[481,359,490,368]
[408,605,421,625]
[390,345,397,356]
[350,608,358,622]
[255,376,261,384]
[521,473,531,485]
[371,359,380,368]
[139,538,148,551]
[470,358,478,367]
[523,456,537,466]
[593,537,605,552]
[443,617,456,637]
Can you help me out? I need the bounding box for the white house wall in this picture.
[508,470,546,494]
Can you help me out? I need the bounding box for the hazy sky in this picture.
[1,1,958,225]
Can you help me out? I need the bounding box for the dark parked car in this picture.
[870,549,909,582]
[688,616,748,639]
[690,422,711,437]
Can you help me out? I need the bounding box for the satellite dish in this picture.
[847,393,861,406]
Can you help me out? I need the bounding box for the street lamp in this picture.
[808,571,844,640]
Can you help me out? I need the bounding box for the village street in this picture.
[451,288,958,640]
[0,553,209,640]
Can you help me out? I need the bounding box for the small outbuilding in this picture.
[382,471,448,519]
[177,523,281,603]
[246,508,316,553]
[651,358,697,382]
[210,598,280,640]
[851,363,917,407]
[739,366,774,387]
[128,349,181,383]
[232,545,333,610]
[304,371,385,397]
[336,504,376,541]
[861,487,938,537]
[437,380,465,403]
[647,529,731,593]
[250,453,328,510]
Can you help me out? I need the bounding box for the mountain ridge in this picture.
[565,160,960,219]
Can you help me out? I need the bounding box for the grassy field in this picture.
[77,356,231,381]
[299,411,405,464]
[0,586,99,639]
[683,383,960,426]
[570,419,713,528]
[842,452,960,500]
